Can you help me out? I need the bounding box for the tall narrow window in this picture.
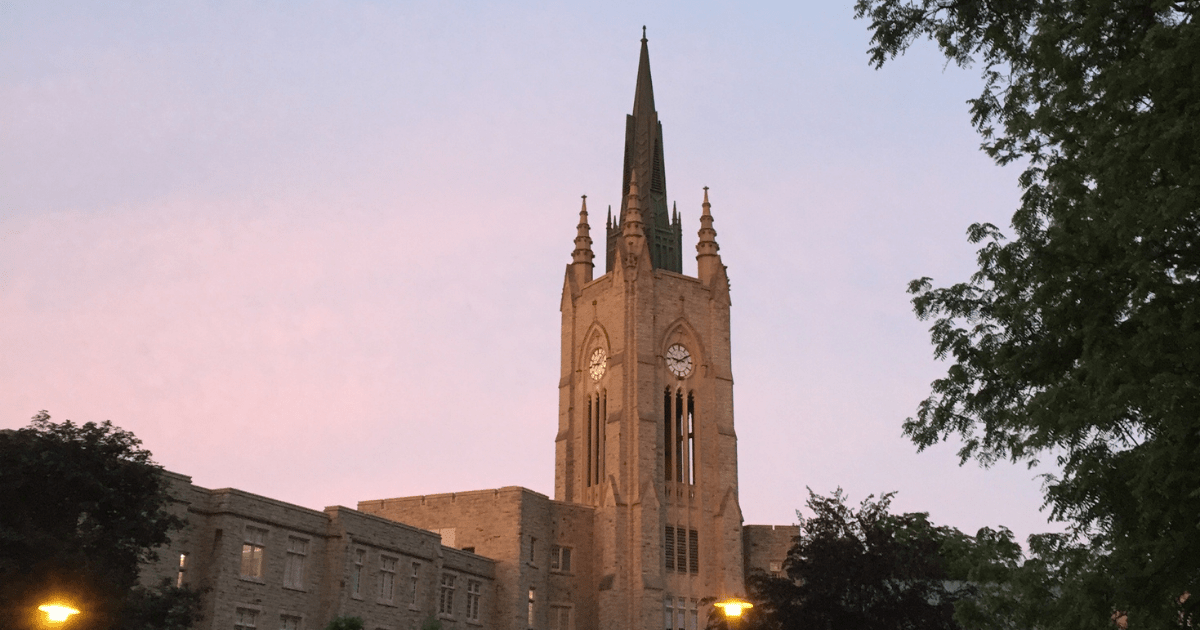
[585,394,593,488]
[527,587,536,628]
[675,390,684,482]
[176,552,188,587]
[410,562,421,605]
[593,392,603,485]
[379,555,398,603]
[664,596,674,630]
[677,597,687,630]
[241,526,266,579]
[352,549,366,597]
[688,529,699,575]
[283,536,308,589]
[466,579,482,621]
[687,392,695,484]
[439,574,456,615]
[663,388,673,481]
[600,390,607,482]
[689,599,699,630]
[664,526,675,571]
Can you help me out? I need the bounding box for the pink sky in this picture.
[1,2,1061,542]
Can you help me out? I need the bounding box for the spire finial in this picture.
[571,194,595,284]
[642,25,647,42]
[696,186,720,281]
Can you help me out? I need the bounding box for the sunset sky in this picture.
[2,2,1061,542]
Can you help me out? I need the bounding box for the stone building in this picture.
[149,33,794,630]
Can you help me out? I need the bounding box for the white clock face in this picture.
[665,344,692,378]
[589,348,607,381]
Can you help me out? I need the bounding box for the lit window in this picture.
[527,587,536,628]
[351,549,366,597]
[176,552,188,587]
[379,555,398,603]
[550,545,572,572]
[234,607,258,629]
[241,526,267,579]
[466,579,482,621]
[284,537,308,589]
[439,574,457,615]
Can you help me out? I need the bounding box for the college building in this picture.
[145,33,797,630]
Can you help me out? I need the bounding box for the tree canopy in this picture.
[853,0,1198,626]
[0,412,197,630]
[746,489,964,630]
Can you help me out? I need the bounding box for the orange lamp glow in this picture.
[38,603,80,623]
[714,598,753,618]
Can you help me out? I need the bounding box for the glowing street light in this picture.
[38,603,80,624]
[714,598,753,626]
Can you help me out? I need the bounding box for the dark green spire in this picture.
[607,29,682,273]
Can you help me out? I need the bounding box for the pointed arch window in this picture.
[664,387,696,484]
[587,392,606,488]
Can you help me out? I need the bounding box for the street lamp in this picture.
[714,598,753,629]
[38,603,80,625]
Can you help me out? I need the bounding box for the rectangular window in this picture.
[352,549,366,597]
[689,599,698,630]
[410,562,421,605]
[466,579,482,621]
[676,597,687,630]
[379,555,398,603]
[241,526,267,579]
[664,596,673,630]
[234,607,258,629]
[688,529,698,575]
[176,552,188,587]
[439,574,457,615]
[664,526,675,571]
[550,605,571,630]
[527,587,536,628]
[280,614,302,630]
[663,389,673,482]
[687,392,695,484]
[529,536,537,565]
[550,545,572,572]
[284,537,308,589]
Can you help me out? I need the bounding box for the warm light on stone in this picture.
[714,599,753,618]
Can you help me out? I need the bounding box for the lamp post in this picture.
[37,603,80,626]
[713,598,753,630]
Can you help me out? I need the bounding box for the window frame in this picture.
[240,525,268,581]
[283,535,310,590]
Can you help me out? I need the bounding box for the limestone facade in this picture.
[141,33,797,630]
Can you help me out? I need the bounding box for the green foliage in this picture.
[323,616,365,630]
[854,0,1199,626]
[122,580,206,630]
[0,412,184,630]
[746,489,964,630]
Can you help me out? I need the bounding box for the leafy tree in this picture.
[323,616,365,630]
[745,489,964,630]
[0,412,192,629]
[853,0,1199,626]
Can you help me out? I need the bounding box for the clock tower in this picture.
[556,31,744,630]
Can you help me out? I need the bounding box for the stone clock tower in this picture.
[555,31,744,630]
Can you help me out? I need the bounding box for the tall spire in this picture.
[632,26,655,118]
[571,195,595,285]
[606,28,682,274]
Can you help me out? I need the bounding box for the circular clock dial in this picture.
[589,348,607,381]
[665,344,693,378]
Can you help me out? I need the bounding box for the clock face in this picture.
[665,344,693,378]
[589,348,607,381]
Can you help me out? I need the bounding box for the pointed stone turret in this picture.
[622,171,646,267]
[571,195,595,286]
[606,29,682,273]
[696,186,722,283]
